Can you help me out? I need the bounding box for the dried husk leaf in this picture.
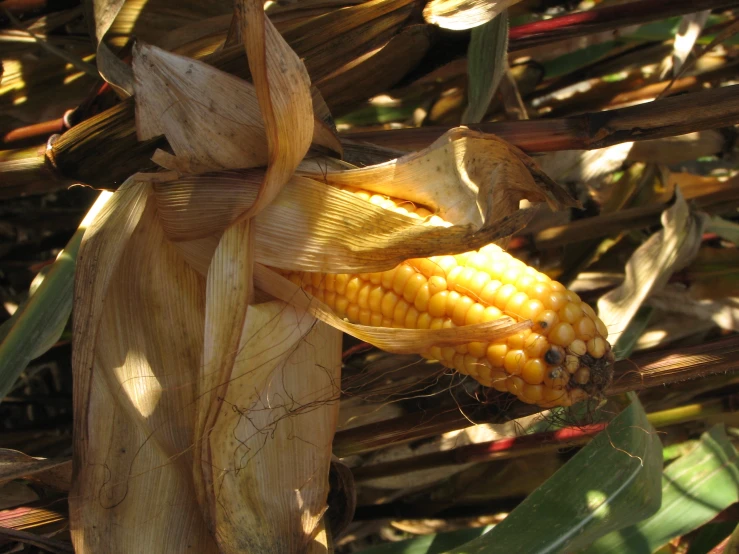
[196,296,341,552]
[85,0,135,95]
[71,187,217,552]
[155,169,533,273]
[237,0,315,218]
[193,218,255,549]
[299,128,578,226]
[153,129,575,275]
[423,0,522,31]
[132,44,335,173]
[597,190,708,345]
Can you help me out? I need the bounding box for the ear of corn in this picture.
[282,187,614,407]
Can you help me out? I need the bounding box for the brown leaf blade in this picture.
[238,0,315,218]
[132,43,269,172]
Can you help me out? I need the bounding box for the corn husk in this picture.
[423,0,522,30]
[133,44,338,174]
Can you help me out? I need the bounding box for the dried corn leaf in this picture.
[193,218,255,550]
[597,190,707,346]
[423,0,521,30]
[132,44,334,174]
[316,24,432,116]
[109,0,231,46]
[196,297,341,552]
[154,172,535,274]
[71,189,217,553]
[648,286,739,333]
[0,449,71,488]
[236,0,314,217]
[85,0,134,95]
[158,14,233,55]
[153,129,574,276]
[665,11,711,78]
[283,0,413,55]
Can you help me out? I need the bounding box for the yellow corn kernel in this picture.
[549,322,576,346]
[402,273,426,304]
[414,283,431,312]
[429,291,448,318]
[452,296,475,326]
[487,343,508,366]
[504,350,527,375]
[368,285,384,312]
[575,317,596,341]
[522,358,546,385]
[380,291,399,319]
[428,275,447,296]
[464,303,486,326]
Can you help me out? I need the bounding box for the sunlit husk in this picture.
[70,184,218,552]
[153,129,576,275]
[196,296,341,552]
[422,0,522,30]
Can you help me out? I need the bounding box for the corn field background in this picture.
[1,0,739,552]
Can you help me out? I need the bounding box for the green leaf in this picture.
[582,424,739,553]
[0,192,111,401]
[707,215,739,245]
[541,41,617,79]
[462,11,508,124]
[0,230,81,400]
[612,305,654,361]
[448,393,662,553]
[356,394,662,554]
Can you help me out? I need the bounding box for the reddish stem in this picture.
[509,0,739,51]
[352,423,605,481]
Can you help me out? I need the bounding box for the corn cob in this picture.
[283,187,614,407]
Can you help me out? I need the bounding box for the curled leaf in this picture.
[237,0,314,218]
[423,0,522,31]
[85,0,134,94]
[598,190,708,346]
